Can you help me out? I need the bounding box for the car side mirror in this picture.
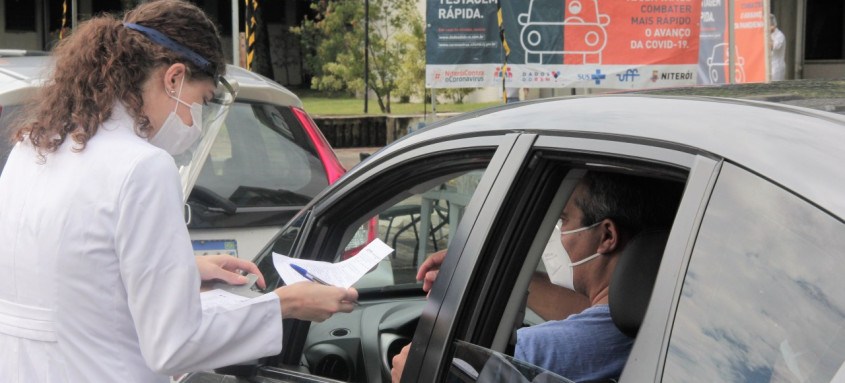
[599,14,610,25]
[518,14,529,25]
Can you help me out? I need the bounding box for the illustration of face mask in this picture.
[541,220,601,290]
[149,75,203,155]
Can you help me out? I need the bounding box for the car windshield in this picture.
[0,104,23,171]
[191,101,328,212]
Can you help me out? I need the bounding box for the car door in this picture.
[660,163,845,382]
[230,133,525,383]
[399,133,719,382]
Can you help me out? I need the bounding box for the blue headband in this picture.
[123,22,217,79]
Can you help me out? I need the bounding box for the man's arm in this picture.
[527,272,590,321]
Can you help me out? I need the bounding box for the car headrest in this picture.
[609,229,670,338]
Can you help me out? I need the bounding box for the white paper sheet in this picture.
[273,238,394,288]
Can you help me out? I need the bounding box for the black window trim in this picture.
[276,134,521,370]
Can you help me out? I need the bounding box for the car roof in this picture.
[0,55,302,108]
[387,95,845,219]
[630,79,845,114]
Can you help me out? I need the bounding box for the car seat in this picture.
[608,229,670,338]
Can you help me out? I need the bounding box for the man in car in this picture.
[392,172,682,382]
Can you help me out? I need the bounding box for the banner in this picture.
[426,0,702,89]
[732,0,767,83]
[697,0,767,84]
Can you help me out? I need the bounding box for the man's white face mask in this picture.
[149,75,203,155]
[541,219,602,290]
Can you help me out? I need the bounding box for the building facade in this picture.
[1,0,842,84]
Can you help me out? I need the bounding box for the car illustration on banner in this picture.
[706,43,746,83]
[518,0,610,64]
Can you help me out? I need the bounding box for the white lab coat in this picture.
[0,104,283,382]
[771,28,787,81]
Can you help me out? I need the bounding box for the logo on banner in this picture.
[651,70,659,82]
[431,70,485,84]
[660,71,695,81]
[551,70,561,79]
[590,69,606,85]
[616,69,640,82]
[522,71,555,83]
[494,66,513,79]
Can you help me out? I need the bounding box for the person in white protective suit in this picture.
[770,13,787,81]
[0,1,358,382]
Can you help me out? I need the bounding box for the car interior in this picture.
[217,151,688,383]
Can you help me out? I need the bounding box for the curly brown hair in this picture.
[13,0,225,160]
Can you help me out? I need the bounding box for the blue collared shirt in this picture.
[515,304,633,382]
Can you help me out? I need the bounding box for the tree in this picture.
[293,0,422,113]
[394,8,426,102]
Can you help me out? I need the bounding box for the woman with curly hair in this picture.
[0,1,357,381]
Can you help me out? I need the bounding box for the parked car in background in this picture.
[182,90,845,383]
[0,55,351,262]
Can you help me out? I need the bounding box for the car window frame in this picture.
[272,133,523,372]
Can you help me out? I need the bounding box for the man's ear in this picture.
[596,219,620,255]
[162,63,187,94]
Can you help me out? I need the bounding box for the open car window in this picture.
[439,149,691,383]
[340,169,487,289]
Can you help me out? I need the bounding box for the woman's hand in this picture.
[195,254,267,289]
[275,283,358,322]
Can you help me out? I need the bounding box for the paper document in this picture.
[273,238,394,288]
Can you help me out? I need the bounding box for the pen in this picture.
[290,264,332,285]
[290,263,360,306]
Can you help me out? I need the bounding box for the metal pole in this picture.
[728,0,735,84]
[42,0,50,50]
[793,0,806,79]
[363,0,369,113]
[232,0,240,66]
[71,0,77,30]
[431,88,437,119]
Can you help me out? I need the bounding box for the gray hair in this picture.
[770,14,778,28]
[574,172,684,238]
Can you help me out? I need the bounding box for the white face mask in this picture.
[149,75,203,155]
[541,219,602,290]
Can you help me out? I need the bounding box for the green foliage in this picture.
[394,9,426,101]
[292,0,423,113]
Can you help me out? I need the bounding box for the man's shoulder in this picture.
[521,305,608,334]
